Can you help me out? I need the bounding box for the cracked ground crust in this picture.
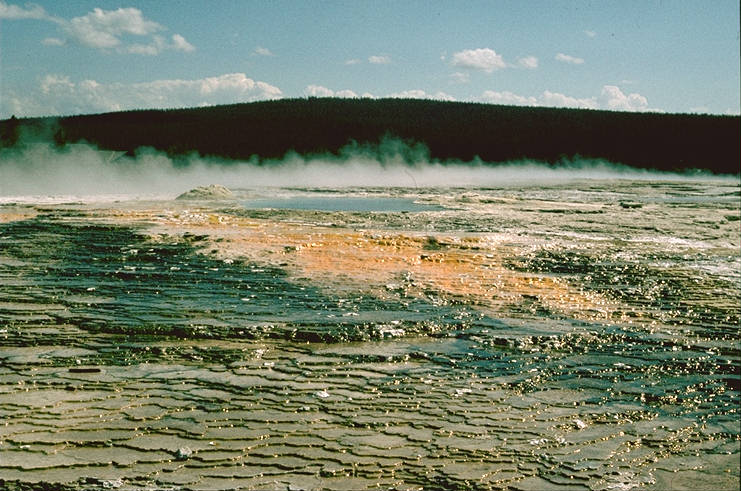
[1,183,738,491]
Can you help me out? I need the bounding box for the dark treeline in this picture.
[1,98,739,173]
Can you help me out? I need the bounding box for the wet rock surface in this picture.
[0,180,739,490]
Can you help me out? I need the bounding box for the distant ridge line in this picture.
[2,98,739,174]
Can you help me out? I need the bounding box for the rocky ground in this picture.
[1,181,739,490]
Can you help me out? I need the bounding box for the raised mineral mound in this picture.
[176,184,235,200]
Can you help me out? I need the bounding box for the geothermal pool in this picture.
[0,179,739,490]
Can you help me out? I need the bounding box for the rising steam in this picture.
[0,136,734,202]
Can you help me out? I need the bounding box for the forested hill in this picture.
[1,98,739,174]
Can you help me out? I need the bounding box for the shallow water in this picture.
[241,195,445,212]
[0,179,739,490]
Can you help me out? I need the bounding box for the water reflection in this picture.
[0,179,738,490]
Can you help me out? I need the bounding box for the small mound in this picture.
[176,184,235,200]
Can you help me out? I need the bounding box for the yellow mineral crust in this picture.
[120,208,617,322]
[0,206,38,223]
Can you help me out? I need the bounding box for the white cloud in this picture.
[304,88,454,101]
[476,85,653,112]
[0,0,48,19]
[390,89,426,99]
[172,34,195,52]
[541,90,597,109]
[390,90,455,101]
[516,56,538,69]
[451,48,506,73]
[585,30,597,38]
[126,34,195,55]
[9,73,282,117]
[599,85,649,111]
[450,72,470,84]
[555,53,585,65]
[345,59,361,65]
[304,85,359,98]
[304,85,336,97]
[368,55,391,64]
[40,74,75,95]
[254,46,274,56]
[2,4,194,55]
[433,92,456,102]
[196,73,281,98]
[63,7,162,49]
[127,37,163,55]
[41,37,65,46]
[480,90,537,106]
[335,89,359,98]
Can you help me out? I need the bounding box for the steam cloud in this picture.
[0,136,732,202]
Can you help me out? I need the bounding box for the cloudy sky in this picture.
[1,0,739,118]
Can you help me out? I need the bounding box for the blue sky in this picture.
[1,0,739,118]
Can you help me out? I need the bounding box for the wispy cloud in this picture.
[555,53,585,65]
[450,72,470,84]
[585,30,597,38]
[516,56,538,69]
[304,85,358,98]
[344,59,361,65]
[5,73,281,117]
[0,2,194,55]
[389,90,455,101]
[480,90,537,106]
[304,85,335,97]
[5,74,660,118]
[172,34,195,52]
[482,89,596,109]
[0,0,48,19]
[451,48,506,72]
[303,86,454,102]
[127,34,195,56]
[541,90,596,108]
[477,85,655,112]
[62,7,163,49]
[254,46,274,56]
[368,55,391,64]
[42,37,65,46]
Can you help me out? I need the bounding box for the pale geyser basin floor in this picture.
[0,181,739,490]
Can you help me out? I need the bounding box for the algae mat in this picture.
[0,181,739,490]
